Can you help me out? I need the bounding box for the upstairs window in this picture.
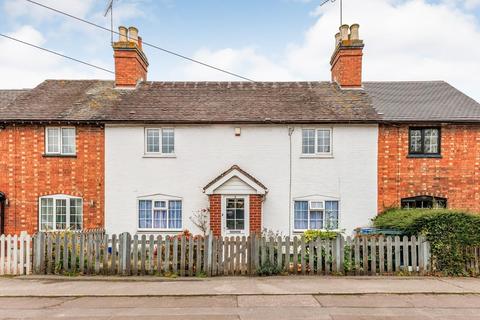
[138,199,182,230]
[294,200,339,231]
[45,127,76,155]
[145,128,175,155]
[401,195,447,209]
[39,195,83,231]
[302,129,332,155]
[409,128,440,156]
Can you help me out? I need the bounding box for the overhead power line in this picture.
[25,0,256,82]
[0,33,114,74]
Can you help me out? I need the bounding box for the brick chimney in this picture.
[330,24,364,89]
[113,26,149,88]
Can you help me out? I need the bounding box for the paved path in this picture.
[1,276,480,319]
[3,276,480,296]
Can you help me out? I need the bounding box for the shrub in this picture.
[256,259,282,276]
[373,209,480,276]
[303,230,340,243]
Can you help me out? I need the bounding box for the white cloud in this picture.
[180,0,480,101]
[0,25,110,89]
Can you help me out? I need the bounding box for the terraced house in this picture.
[0,24,479,236]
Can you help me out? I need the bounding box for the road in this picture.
[2,294,480,319]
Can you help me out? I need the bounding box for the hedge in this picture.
[373,209,480,276]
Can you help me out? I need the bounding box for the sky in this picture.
[1,0,480,102]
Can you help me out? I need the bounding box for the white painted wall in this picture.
[105,124,378,236]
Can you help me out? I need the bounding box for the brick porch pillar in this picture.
[249,194,263,235]
[209,194,222,236]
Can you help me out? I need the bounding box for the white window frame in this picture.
[301,128,333,156]
[144,128,175,157]
[38,194,83,231]
[45,127,76,156]
[137,197,182,232]
[293,200,340,232]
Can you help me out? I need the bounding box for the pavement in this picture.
[1,276,480,319]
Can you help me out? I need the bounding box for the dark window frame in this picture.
[408,127,441,157]
[401,195,447,209]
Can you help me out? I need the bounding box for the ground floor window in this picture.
[294,200,339,231]
[39,195,83,231]
[138,199,182,230]
[401,195,447,209]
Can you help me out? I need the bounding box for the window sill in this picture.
[407,154,442,159]
[42,154,77,158]
[137,229,183,233]
[293,229,340,233]
[142,154,177,159]
[300,154,333,159]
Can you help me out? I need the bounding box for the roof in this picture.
[364,81,480,122]
[203,165,268,195]
[1,80,379,124]
[0,89,29,109]
[2,80,480,124]
[0,80,123,123]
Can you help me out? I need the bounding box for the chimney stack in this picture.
[113,26,149,88]
[330,23,364,89]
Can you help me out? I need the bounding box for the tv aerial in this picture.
[104,0,118,44]
[319,0,343,26]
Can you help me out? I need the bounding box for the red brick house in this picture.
[369,82,480,212]
[0,81,113,235]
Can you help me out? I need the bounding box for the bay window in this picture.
[294,200,339,231]
[138,199,182,230]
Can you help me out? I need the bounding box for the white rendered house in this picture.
[104,24,378,237]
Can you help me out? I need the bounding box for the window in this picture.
[39,195,83,231]
[138,199,182,230]
[226,198,245,231]
[409,128,440,156]
[145,128,175,154]
[294,200,339,231]
[302,129,332,155]
[401,196,447,209]
[45,127,76,155]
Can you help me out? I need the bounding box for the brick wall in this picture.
[0,124,105,234]
[378,123,480,212]
[330,47,363,88]
[249,194,262,234]
[113,48,148,87]
[209,194,222,236]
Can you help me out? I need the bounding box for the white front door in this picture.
[222,195,249,236]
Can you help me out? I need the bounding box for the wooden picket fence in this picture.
[0,233,32,275]
[29,232,448,276]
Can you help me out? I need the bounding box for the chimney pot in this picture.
[118,26,128,42]
[128,26,139,45]
[340,24,349,42]
[350,24,360,41]
[335,32,341,47]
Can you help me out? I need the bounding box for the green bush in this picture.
[256,259,282,276]
[303,230,340,243]
[373,209,480,276]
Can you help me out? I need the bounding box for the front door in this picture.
[222,195,249,236]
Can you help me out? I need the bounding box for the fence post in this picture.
[337,235,344,274]
[34,232,45,274]
[207,233,213,276]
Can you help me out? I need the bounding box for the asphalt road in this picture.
[2,294,480,320]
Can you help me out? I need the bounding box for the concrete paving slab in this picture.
[60,296,237,309]
[237,294,320,307]
[405,293,480,308]
[314,294,414,308]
